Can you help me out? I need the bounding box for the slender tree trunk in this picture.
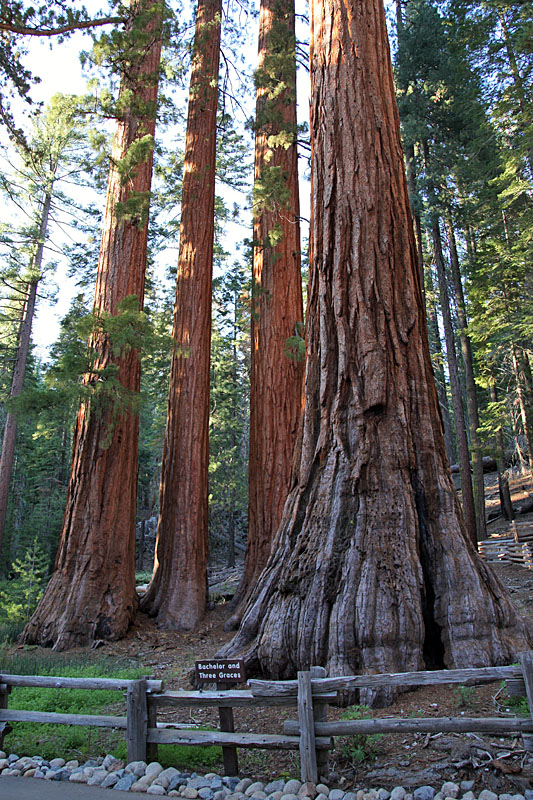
[431,217,477,544]
[218,0,530,684]
[510,401,529,473]
[405,143,425,289]
[0,190,52,561]
[22,0,162,649]
[227,499,236,569]
[424,234,454,464]
[227,0,304,627]
[140,0,221,630]
[445,212,486,540]
[511,342,533,474]
[427,295,455,464]
[489,378,514,521]
[227,315,238,571]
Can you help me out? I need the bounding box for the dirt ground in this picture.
[10,472,533,791]
[89,472,533,792]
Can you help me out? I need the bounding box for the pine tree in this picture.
[0,2,126,142]
[0,94,88,561]
[209,262,250,568]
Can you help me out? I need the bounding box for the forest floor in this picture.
[6,471,533,792]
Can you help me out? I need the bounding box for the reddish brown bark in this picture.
[140,0,221,630]
[227,0,304,627]
[218,0,530,684]
[21,0,162,650]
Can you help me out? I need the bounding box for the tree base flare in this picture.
[217,455,531,693]
[139,571,207,632]
[217,0,531,689]
[21,573,137,651]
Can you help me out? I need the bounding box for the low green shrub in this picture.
[455,685,476,708]
[506,694,530,716]
[0,539,49,642]
[337,705,383,764]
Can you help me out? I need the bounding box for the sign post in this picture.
[195,659,245,776]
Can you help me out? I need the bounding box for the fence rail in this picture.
[0,652,531,783]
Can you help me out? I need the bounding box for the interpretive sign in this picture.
[195,659,245,685]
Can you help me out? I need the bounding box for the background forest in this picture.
[0,0,531,642]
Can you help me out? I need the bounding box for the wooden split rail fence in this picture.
[1,654,533,783]
[478,522,533,569]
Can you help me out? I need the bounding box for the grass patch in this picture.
[0,620,25,644]
[110,741,222,771]
[0,646,224,770]
[1,648,144,760]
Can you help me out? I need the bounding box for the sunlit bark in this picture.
[227,0,304,628]
[218,0,530,684]
[140,0,221,630]
[22,0,162,649]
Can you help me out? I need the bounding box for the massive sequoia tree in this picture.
[22,0,163,649]
[140,0,221,630]
[227,0,304,627]
[219,0,530,679]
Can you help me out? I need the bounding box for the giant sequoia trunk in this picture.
[227,0,304,627]
[21,0,162,650]
[218,0,530,682]
[140,0,221,630]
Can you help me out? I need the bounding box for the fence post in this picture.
[519,651,533,753]
[217,682,239,777]
[126,679,147,763]
[310,666,329,781]
[298,670,318,784]
[0,682,12,749]
[146,694,158,763]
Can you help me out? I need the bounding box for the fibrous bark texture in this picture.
[22,0,162,650]
[228,0,304,626]
[140,0,221,630]
[218,0,530,686]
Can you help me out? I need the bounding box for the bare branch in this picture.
[0,15,125,37]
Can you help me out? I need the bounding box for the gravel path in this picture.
[1,751,532,800]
